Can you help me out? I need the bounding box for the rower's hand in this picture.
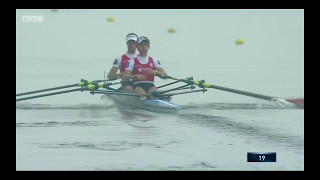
[158,74,167,79]
[146,69,167,79]
[147,69,156,75]
[108,76,120,81]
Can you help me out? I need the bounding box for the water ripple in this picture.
[178,113,304,153]
[181,102,301,110]
[16,103,114,110]
[16,120,102,127]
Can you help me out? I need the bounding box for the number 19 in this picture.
[259,155,266,161]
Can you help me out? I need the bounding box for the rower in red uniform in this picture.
[107,33,138,92]
[123,36,167,100]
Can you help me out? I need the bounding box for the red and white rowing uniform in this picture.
[112,52,137,73]
[125,55,162,85]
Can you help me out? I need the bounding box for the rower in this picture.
[123,36,167,101]
[107,33,139,92]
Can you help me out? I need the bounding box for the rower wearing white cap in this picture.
[123,36,167,101]
[107,33,138,91]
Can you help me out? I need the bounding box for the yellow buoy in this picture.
[168,27,175,33]
[107,17,114,22]
[235,38,244,45]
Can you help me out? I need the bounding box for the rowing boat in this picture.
[100,87,180,113]
[15,77,207,113]
[88,76,210,113]
[16,76,304,109]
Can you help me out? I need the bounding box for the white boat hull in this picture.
[102,93,179,113]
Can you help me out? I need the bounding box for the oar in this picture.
[165,76,304,108]
[16,78,118,97]
[16,87,87,101]
[16,81,119,102]
[157,77,193,89]
[16,79,93,96]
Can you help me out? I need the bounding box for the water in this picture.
[16,9,304,170]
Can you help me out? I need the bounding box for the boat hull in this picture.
[102,94,179,113]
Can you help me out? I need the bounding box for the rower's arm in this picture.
[122,70,134,81]
[123,70,146,81]
[155,67,167,78]
[107,66,122,79]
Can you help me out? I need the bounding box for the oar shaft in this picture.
[15,79,109,97]
[159,84,193,94]
[156,77,193,89]
[165,76,275,101]
[208,84,273,101]
[157,80,180,89]
[91,91,143,97]
[162,89,207,96]
[15,79,118,101]
[16,84,78,96]
[16,88,84,101]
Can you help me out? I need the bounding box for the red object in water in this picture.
[286,98,304,108]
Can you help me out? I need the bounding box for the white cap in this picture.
[137,36,150,44]
[126,33,138,42]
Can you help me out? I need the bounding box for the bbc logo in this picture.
[22,16,43,23]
